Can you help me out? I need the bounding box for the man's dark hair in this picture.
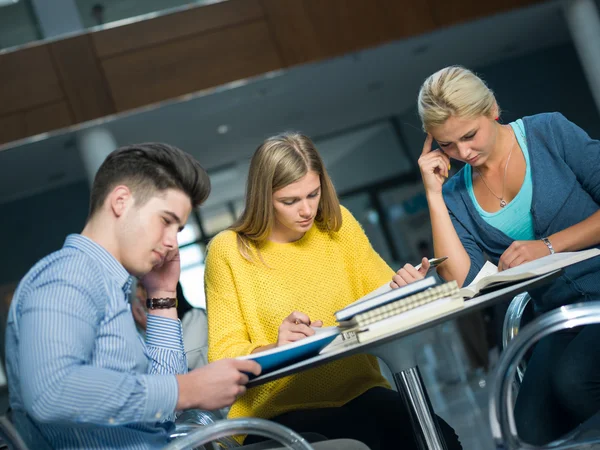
[89,143,211,217]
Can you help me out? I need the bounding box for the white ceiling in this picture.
[0,0,570,205]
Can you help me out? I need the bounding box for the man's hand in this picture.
[141,248,181,298]
[498,240,551,271]
[176,359,261,411]
[390,258,429,288]
[277,312,323,347]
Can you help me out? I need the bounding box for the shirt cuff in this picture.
[142,374,179,422]
[146,315,184,352]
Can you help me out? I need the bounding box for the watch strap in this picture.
[541,237,555,255]
[146,297,178,310]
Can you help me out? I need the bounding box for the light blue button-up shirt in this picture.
[6,234,187,449]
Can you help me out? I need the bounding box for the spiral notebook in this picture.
[334,276,437,322]
[353,295,464,343]
[337,281,460,329]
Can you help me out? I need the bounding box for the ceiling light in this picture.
[217,124,230,135]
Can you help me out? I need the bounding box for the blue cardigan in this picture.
[443,112,600,312]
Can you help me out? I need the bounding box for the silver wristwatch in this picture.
[541,237,555,255]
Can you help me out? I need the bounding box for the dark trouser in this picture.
[244,387,462,450]
[514,325,600,445]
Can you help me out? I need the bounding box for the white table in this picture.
[247,270,562,450]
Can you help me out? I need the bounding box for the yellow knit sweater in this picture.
[205,206,394,422]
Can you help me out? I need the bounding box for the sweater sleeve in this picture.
[339,207,395,295]
[446,209,487,287]
[551,112,600,204]
[205,233,270,362]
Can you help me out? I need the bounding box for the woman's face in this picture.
[429,114,499,166]
[270,171,321,243]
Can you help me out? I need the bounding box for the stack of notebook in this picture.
[329,277,463,346]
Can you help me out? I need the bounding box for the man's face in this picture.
[118,188,192,277]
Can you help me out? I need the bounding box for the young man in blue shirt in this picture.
[5,143,261,449]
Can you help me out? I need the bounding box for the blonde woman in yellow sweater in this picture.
[205,133,461,450]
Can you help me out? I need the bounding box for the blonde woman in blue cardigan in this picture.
[415,66,600,445]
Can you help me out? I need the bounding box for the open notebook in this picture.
[459,249,600,298]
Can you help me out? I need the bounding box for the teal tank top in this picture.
[464,119,535,241]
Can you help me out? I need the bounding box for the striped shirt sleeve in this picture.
[18,280,179,426]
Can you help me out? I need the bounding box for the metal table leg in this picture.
[395,366,448,450]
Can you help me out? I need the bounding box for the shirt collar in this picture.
[64,234,133,294]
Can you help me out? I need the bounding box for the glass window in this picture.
[316,122,412,194]
[200,203,235,237]
[341,193,394,266]
[179,244,204,267]
[179,242,206,308]
[0,1,41,50]
[180,263,205,309]
[378,182,432,265]
[178,214,201,246]
[233,198,245,219]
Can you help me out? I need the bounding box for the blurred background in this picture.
[1,1,599,447]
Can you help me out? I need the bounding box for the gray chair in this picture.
[166,417,314,450]
[490,301,600,450]
[501,292,532,396]
[0,415,28,450]
[172,410,241,448]
[0,411,314,450]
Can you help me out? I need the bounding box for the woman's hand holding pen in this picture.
[277,311,323,347]
[390,258,429,288]
[418,134,451,194]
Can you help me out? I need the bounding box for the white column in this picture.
[30,0,83,38]
[77,128,118,185]
[563,0,600,114]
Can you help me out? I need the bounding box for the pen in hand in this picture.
[415,256,449,271]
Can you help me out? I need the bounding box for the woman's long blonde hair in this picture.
[231,132,342,262]
[418,66,499,132]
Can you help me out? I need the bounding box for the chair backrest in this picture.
[180,309,230,419]
[181,308,209,371]
[0,415,29,450]
[165,418,314,450]
[501,292,532,387]
[490,301,600,450]
[502,293,532,350]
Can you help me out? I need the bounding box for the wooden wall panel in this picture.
[261,0,438,67]
[260,0,324,65]
[101,20,284,112]
[24,101,72,136]
[50,35,115,122]
[0,46,63,116]
[300,0,397,57]
[0,114,27,145]
[0,101,72,145]
[0,0,546,147]
[378,0,438,40]
[92,0,265,58]
[428,0,545,28]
